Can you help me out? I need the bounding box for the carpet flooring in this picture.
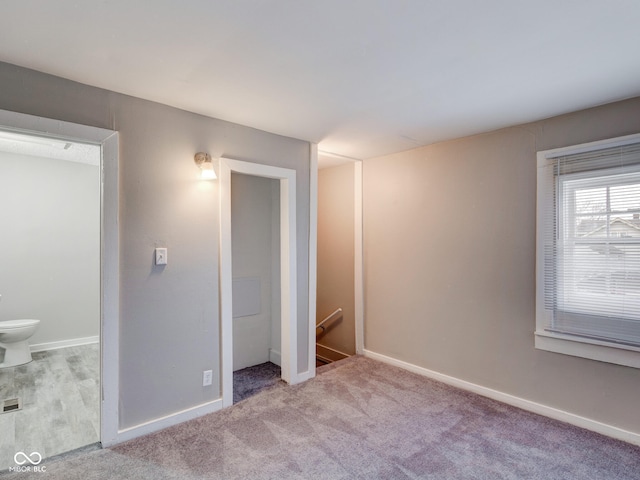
[233,362,282,404]
[2,355,639,479]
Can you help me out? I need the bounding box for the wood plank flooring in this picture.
[0,344,99,471]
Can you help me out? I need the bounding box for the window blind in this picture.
[543,142,640,346]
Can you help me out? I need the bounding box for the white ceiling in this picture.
[0,131,100,166]
[2,1,640,167]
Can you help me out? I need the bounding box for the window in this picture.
[536,134,640,368]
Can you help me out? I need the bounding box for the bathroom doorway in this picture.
[0,110,118,468]
[219,158,299,407]
[0,130,101,469]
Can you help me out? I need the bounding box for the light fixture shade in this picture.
[194,152,217,180]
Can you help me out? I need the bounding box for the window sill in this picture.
[535,330,640,369]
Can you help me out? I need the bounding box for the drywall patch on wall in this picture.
[233,277,261,318]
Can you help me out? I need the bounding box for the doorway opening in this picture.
[314,153,364,368]
[0,109,119,459]
[0,130,99,468]
[219,158,298,407]
[230,172,281,403]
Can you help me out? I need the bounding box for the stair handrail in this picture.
[316,307,343,333]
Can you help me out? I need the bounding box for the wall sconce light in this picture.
[194,152,217,180]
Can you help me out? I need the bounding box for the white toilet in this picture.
[0,319,40,368]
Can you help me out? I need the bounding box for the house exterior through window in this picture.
[536,134,640,368]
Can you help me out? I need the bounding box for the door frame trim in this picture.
[0,108,119,446]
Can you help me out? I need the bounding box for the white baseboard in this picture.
[110,399,223,446]
[363,349,640,447]
[31,335,99,353]
[295,369,315,383]
[269,348,281,367]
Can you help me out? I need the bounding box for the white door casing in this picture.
[0,108,119,446]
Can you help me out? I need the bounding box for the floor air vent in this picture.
[1,398,22,413]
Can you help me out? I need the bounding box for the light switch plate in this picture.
[155,248,168,265]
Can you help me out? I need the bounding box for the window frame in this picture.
[536,133,640,369]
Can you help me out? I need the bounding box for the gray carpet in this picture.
[2,355,639,479]
[233,362,282,404]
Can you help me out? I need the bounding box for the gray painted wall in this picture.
[0,152,99,346]
[317,163,356,355]
[231,173,281,370]
[364,96,640,435]
[0,62,310,429]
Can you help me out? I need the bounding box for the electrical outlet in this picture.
[202,370,213,387]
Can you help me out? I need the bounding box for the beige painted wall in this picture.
[317,163,356,355]
[364,96,640,435]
